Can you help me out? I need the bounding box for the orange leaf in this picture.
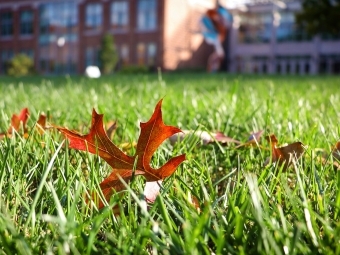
[36,113,47,134]
[320,141,340,170]
[54,99,186,208]
[0,108,30,139]
[9,108,30,134]
[265,134,305,170]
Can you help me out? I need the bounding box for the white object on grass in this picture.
[85,66,101,78]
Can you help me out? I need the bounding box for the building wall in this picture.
[0,1,39,73]
[2,0,339,75]
[163,0,215,70]
[0,0,217,74]
[78,0,165,73]
[0,0,166,74]
[228,0,340,74]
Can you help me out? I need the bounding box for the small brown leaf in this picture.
[169,130,241,146]
[235,130,264,148]
[332,141,340,161]
[36,114,47,134]
[265,134,305,170]
[319,141,340,170]
[213,131,241,145]
[106,120,117,140]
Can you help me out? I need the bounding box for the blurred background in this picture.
[0,0,339,76]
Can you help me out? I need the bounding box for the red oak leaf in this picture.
[55,99,186,208]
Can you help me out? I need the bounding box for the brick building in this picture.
[0,0,216,74]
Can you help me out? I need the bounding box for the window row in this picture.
[86,0,157,31]
[238,11,311,43]
[85,42,157,68]
[0,0,157,38]
[0,10,34,36]
[0,42,158,74]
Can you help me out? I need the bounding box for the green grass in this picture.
[0,73,340,254]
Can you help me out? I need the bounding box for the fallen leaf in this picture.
[318,141,340,170]
[265,134,305,170]
[36,113,47,134]
[106,120,117,140]
[331,141,340,170]
[0,108,30,139]
[235,130,264,148]
[169,130,241,146]
[54,100,186,209]
[213,131,242,145]
[332,141,340,161]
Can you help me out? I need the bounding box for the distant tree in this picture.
[99,34,118,74]
[295,0,340,36]
[6,54,34,76]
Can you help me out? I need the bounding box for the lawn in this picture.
[0,73,339,254]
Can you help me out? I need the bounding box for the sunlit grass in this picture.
[0,73,339,254]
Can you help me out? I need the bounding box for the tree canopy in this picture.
[295,0,340,37]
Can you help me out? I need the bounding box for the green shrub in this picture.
[99,34,118,74]
[6,54,34,76]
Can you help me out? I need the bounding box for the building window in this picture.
[137,43,146,65]
[0,50,14,73]
[238,13,272,43]
[120,44,129,65]
[39,2,78,43]
[137,0,157,31]
[20,10,34,35]
[147,43,157,66]
[276,11,310,42]
[111,1,129,29]
[85,47,99,67]
[86,3,102,28]
[38,2,78,74]
[0,12,13,36]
